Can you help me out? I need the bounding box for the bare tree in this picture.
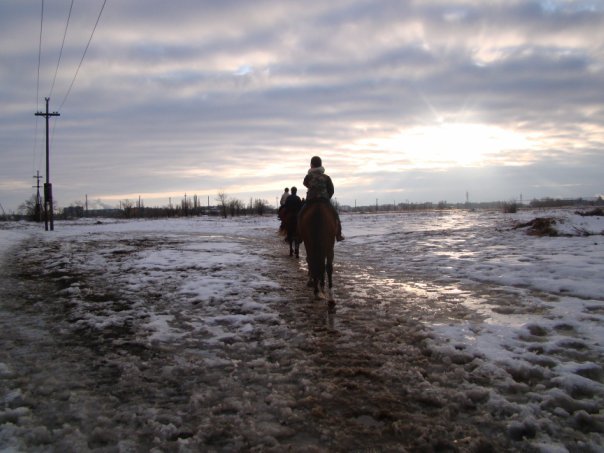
[216,192,228,218]
[122,199,135,218]
[253,198,270,216]
[228,199,244,217]
[18,194,56,221]
[18,195,39,220]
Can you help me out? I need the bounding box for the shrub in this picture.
[502,201,518,213]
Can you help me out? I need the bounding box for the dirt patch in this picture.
[576,208,604,217]
[513,217,559,236]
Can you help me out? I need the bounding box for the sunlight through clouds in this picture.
[346,123,538,170]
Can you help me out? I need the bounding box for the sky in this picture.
[1,0,603,212]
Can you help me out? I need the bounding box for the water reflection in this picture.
[295,209,542,330]
[347,262,537,328]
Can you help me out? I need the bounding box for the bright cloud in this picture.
[346,123,540,169]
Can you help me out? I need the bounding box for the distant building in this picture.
[62,205,84,219]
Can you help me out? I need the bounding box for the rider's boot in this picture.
[336,221,345,241]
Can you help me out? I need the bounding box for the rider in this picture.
[277,187,289,231]
[300,156,345,241]
[283,186,303,212]
[282,186,303,242]
[279,187,290,206]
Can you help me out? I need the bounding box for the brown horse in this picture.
[298,199,337,303]
[282,206,301,258]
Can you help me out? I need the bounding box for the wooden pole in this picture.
[35,98,60,231]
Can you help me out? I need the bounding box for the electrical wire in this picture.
[49,0,74,99]
[33,117,41,175]
[48,0,75,151]
[59,0,108,110]
[33,0,45,174]
[36,0,44,110]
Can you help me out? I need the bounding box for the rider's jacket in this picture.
[303,167,334,200]
[283,194,303,212]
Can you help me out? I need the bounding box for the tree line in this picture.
[3,194,603,222]
[342,196,604,213]
[6,192,273,221]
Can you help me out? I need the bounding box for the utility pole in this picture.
[35,97,60,231]
[32,171,43,221]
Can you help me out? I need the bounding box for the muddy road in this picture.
[0,221,599,451]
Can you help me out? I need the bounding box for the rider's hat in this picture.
[310,156,322,167]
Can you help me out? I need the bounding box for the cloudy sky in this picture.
[1,0,603,212]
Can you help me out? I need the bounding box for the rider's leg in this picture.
[332,204,345,241]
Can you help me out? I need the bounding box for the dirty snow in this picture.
[0,208,603,451]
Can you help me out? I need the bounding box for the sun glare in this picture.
[399,123,532,166]
[349,123,534,169]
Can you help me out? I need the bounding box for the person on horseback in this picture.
[280,187,290,206]
[282,186,303,244]
[300,156,345,241]
[278,187,289,231]
[283,186,303,212]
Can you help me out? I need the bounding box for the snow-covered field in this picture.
[0,208,603,451]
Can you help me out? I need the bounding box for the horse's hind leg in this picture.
[326,262,333,289]
[325,252,335,309]
[326,248,334,289]
[313,278,323,300]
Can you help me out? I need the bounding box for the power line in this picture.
[48,0,75,151]
[32,119,41,174]
[33,0,45,175]
[49,0,74,99]
[36,0,44,110]
[33,0,108,181]
[59,0,108,109]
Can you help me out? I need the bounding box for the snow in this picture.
[1,208,603,450]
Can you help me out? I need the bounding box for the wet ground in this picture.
[0,220,601,451]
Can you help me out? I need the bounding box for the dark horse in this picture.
[282,206,301,258]
[298,199,337,303]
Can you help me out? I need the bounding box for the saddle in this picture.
[305,197,331,206]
